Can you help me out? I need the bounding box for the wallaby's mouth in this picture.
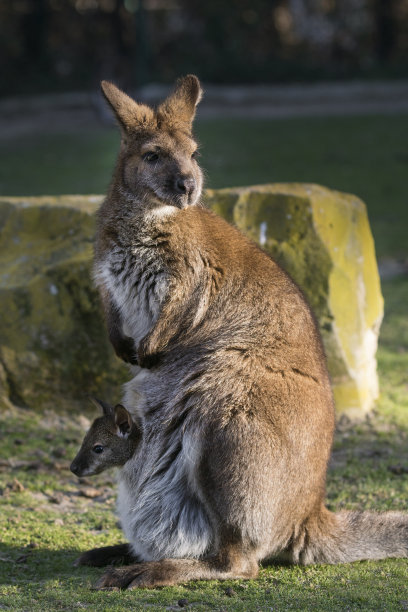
[151,189,200,211]
[173,192,198,209]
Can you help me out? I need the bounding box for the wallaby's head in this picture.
[102,75,204,211]
[70,398,141,477]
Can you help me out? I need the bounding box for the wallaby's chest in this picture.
[97,240,169,346]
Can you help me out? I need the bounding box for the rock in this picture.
[205,184,383,416]
[224,587,236,597]
[0,186,383,416]
[79,487,102,499]
[177,599,189,607]
[0,195,127,411]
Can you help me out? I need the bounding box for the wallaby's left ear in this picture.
[89,396,114,418]
[114,404,132,437]
[157,74,203,130]
[101,80,155,136]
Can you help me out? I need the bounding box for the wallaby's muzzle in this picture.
[170,175,198,209]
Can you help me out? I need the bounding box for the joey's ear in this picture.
[114,404,132,437]
[101,81,155,135]
[157,74,203,131]
[89,396,114,418]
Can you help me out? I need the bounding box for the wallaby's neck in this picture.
[103,180,182,230]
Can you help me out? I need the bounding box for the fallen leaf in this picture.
[9,478,25,492]
[79,487,102,499]
[48,492,65,504]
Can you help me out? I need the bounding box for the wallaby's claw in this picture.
[94,563,158,590]
[94,566,135,590]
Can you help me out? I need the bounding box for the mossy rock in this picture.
[0,196,127,411]
[0,186,383,415]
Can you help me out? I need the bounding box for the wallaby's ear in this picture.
[89,396,114,418]
[114,404,132,437]
[157,74,203,131]
[101,81,155,135]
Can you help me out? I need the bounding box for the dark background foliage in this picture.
[1,0,408,96]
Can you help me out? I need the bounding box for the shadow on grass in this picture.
[0,542,102,586]
[327,416,408,513]
[0,542,407,612]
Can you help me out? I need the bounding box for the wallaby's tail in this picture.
[290,506,408,565]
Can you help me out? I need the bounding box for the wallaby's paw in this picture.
[75,544,134,567]
[74,550,99,567]
[137,351,161,369]
[137,343,161,368]
[114,335,138,365]
[95,561,179,589]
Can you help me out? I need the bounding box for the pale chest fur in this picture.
[94,240,169,348]
[116,418,212,562]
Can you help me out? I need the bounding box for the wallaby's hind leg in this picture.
[95,546,259,589]
[75,543,136,567]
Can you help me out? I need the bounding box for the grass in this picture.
[0,111,407,608]
[0,114,408,258]
[0,277,407,611]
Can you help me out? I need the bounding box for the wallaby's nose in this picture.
[175,176,195,195]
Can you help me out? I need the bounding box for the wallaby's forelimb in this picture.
[104,291,138,365]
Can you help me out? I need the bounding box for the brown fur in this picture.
[78,75,408,589]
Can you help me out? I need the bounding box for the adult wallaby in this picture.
[70,399,140,477]
[77,75,408,589]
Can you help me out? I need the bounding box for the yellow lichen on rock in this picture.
[0,186,383,415]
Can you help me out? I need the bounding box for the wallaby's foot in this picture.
[94,553,259,589]
[75,543,135,567]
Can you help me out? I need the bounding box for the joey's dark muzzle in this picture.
[70,459,85,477]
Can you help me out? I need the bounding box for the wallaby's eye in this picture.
[191,150,200,160]
[143,152,159,163]
[93,445,104,454]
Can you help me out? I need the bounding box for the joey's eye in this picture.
[93,445,104,454]
[143,152,159,162]
[191,150,200,160]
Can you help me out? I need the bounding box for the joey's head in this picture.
[101,75,204,211]
[70,398,140,478]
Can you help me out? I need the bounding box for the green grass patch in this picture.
[0,114,407,258]
[0,277,408,610]
[1,110,407,609]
